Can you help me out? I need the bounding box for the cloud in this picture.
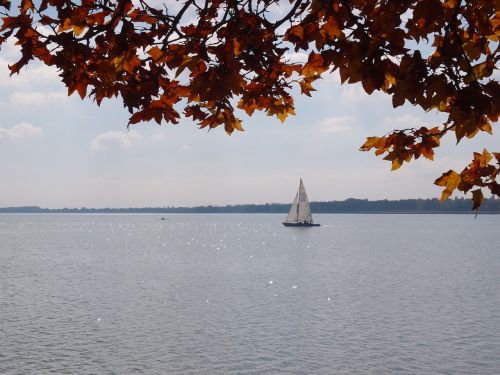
[90,130,142,150]
[0,37,61,90]
[152,132,167,142]
[341,85,368,102]
[317,70,341,86]
[384,115,428,128]
[0,58,60,88]
[9,91,67,106]
[318,116,354,134]
[0,123,42,142]
[179,145,192,152]
[283,51,309,64]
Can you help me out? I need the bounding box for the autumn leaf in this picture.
[435,170,461,201]
[233,38,241,57]
[57,18,72,33]
[476,148,493,167]
[302,53,327,77]
[479,120,493,135]
[360,137,386,152]
[444,0,458,9]
[76,81,88,99]
[462,40,482,61]
[471,189,483,211]
[20,0,33,13]
[390,158,402,171]
[72,24,86,36]
[87,11,108,25]
[57,18,85,35]
[384,73,396,87]
[299,79,316,96]
[148,46,163,62]
[276,111,288,123]
[224,115,244,135]
[321,17,342,39]
[287,25,304,41]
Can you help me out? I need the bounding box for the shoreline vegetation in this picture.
[1,198,499,214]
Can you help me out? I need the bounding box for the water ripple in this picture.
[1,213,499,374]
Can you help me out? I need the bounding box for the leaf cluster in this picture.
[0,0,498,206]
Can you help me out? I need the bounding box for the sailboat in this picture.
[282,179,320,227]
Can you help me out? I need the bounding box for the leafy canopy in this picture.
[0,0,498,208]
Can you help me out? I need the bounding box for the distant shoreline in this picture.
[1,198,498,214]
[0,211,498,215]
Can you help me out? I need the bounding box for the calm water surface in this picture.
[1,214,499,374]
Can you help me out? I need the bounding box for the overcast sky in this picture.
[0,32,498,208]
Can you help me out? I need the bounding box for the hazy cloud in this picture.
[0,58,60,88]
[152,132,167,142]
[0,37,62,90]
[0,123,42,142]
[283,51,309,64]
[179,145,192,152]
[384,115,428,128]
[318,116,354,134]
[341,85,368,102]
[10,91,67,106]
[90,130,142,150]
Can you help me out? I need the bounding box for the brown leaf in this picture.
[471,189,483,211]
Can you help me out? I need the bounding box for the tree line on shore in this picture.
[1,198,499,214]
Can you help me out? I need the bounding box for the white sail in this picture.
[297,179,313,223]
[284,179,314,224]
[285,192,299,223]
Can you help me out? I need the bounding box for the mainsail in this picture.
[297,179,313,223]
[284,179,314,224]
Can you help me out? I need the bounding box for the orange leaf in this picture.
[72,24,85,36]
[435,170,461,201]
[148,46,163,62]
[87,11,108,25]
[360,136,385,151]
[299,79,316,96]
[57,18,72,33]
[20,0,34,13]
[233,38,241,57]
[322,17,342,39]
[391,158,402,171]
[277,111,288,123]
[443,0,457,8]
[302,53,327,77]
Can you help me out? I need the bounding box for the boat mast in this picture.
[296,179,301,222]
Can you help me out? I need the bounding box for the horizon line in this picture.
[1,196,497,211]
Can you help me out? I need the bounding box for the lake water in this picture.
[1,214,499,374]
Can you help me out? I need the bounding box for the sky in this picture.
[0,21,498,208]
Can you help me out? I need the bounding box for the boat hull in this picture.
[282,222,320,227]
